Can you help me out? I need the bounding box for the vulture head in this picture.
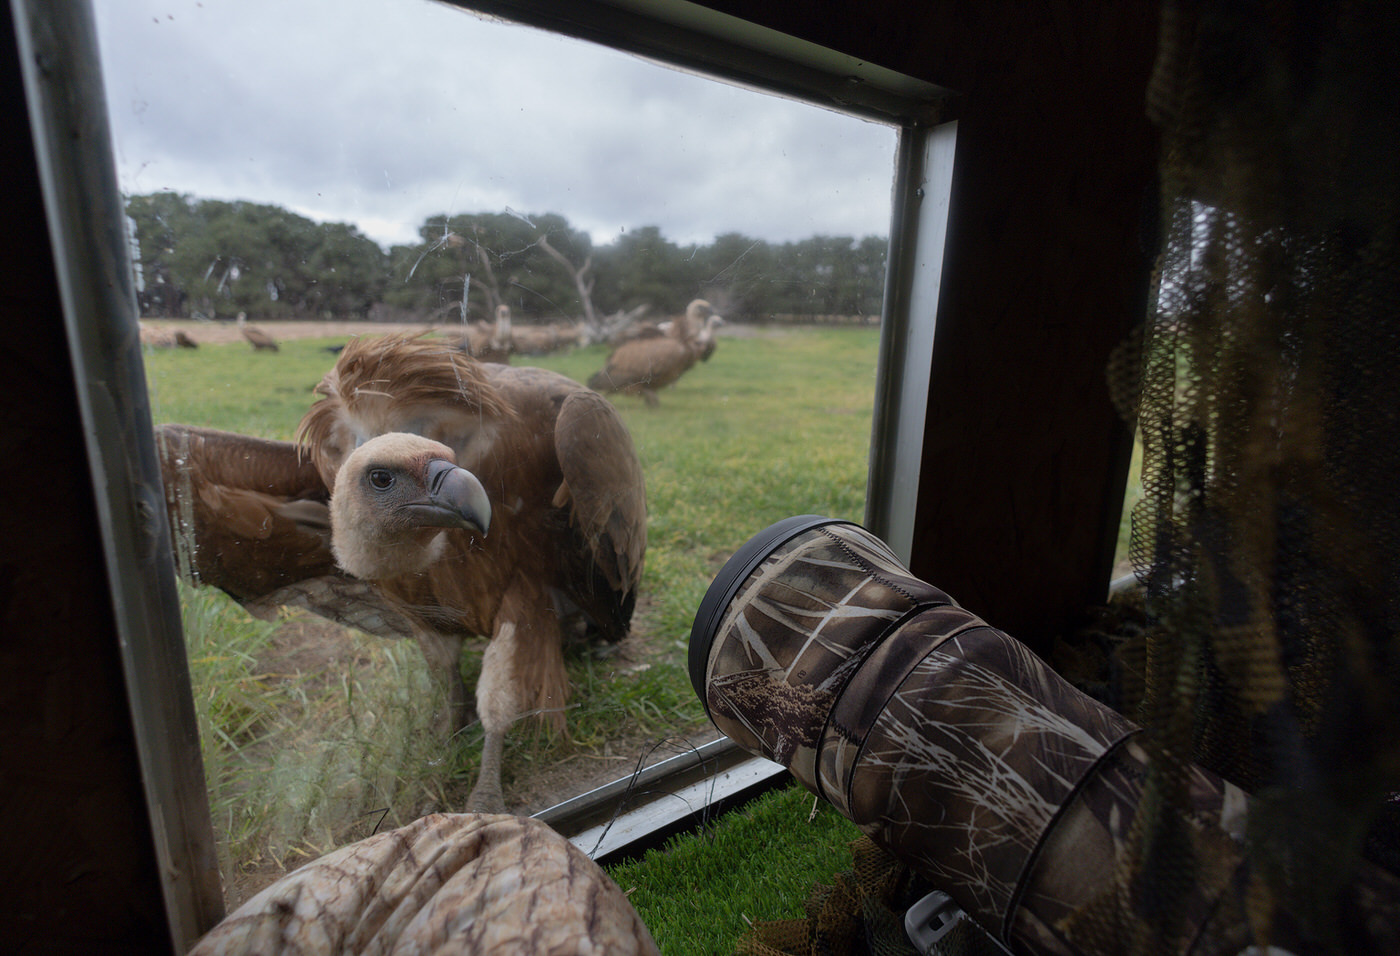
[686,299,715,321]
[330,432,491,581]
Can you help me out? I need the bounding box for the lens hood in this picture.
[687,514,849,713]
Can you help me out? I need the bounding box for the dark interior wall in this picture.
[0,10,173,954]
[698,1,1161,644]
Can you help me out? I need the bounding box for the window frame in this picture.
[12,0,956,945]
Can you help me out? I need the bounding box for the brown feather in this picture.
[297,334,514,488]
[156,425,336,599]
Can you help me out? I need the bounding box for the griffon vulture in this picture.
[157,334,647,812]
[139,322,199,349]
[237,311,279,351]
[452,303,514,363]
[587,299,723,406]
[509,320,587,356]
[612,321,667,344]
[694,311,724,362]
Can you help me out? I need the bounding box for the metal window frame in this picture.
[11,0,956,947]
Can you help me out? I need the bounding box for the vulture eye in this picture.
[368,468,395,491]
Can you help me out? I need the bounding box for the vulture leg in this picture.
[413,630,471,734]
[468,621,520,813]
[470,729,507,815]
[468,585,571,813]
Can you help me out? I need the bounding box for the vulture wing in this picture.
[155,423,418,639]
[247,577,418,639]
[157,424,335,600]
[551,387,647,639]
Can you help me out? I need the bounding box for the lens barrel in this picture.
[689,517,1400,955]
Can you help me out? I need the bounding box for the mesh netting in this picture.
[1105,1,1400,951]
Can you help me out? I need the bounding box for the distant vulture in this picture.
[510,318,589,356]
[453,303,514,363]
[610,318,668,345]
[237,311,279,351]
[545,320,590,350]
[694,310,724,362]
[157,334,647,811]
[587,299,723,406]
[139,322,198,349]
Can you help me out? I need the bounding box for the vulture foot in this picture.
[467,728,508,814]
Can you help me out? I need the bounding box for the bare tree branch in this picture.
[537,234,599,332]
[472,234,503,316]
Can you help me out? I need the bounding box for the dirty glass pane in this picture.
[95,0,896,905]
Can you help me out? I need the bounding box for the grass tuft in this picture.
[605,782,865,956]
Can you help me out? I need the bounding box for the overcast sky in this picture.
[92,0,899,251]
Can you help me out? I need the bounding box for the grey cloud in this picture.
[96,0,897,249]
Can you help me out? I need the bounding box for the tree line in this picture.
[125,192,887,326]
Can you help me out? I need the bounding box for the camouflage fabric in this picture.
[696,520,1400,955]
[1110,2,1400,952]
[189,813,658,956]
[698,520,956,777]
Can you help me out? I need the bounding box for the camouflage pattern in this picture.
[697,520,1400,954]
[190,813,658,956]
[827,622,1135,940]
[700,521,957,788]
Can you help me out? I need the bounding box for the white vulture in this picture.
[156,334,647,812]
[236,311,279,351]
[587,299,723,406]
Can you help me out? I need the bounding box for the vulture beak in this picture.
[409,458,492,535]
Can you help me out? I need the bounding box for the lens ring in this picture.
[687,515,855,716]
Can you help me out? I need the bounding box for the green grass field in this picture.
[143,324,879,935]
